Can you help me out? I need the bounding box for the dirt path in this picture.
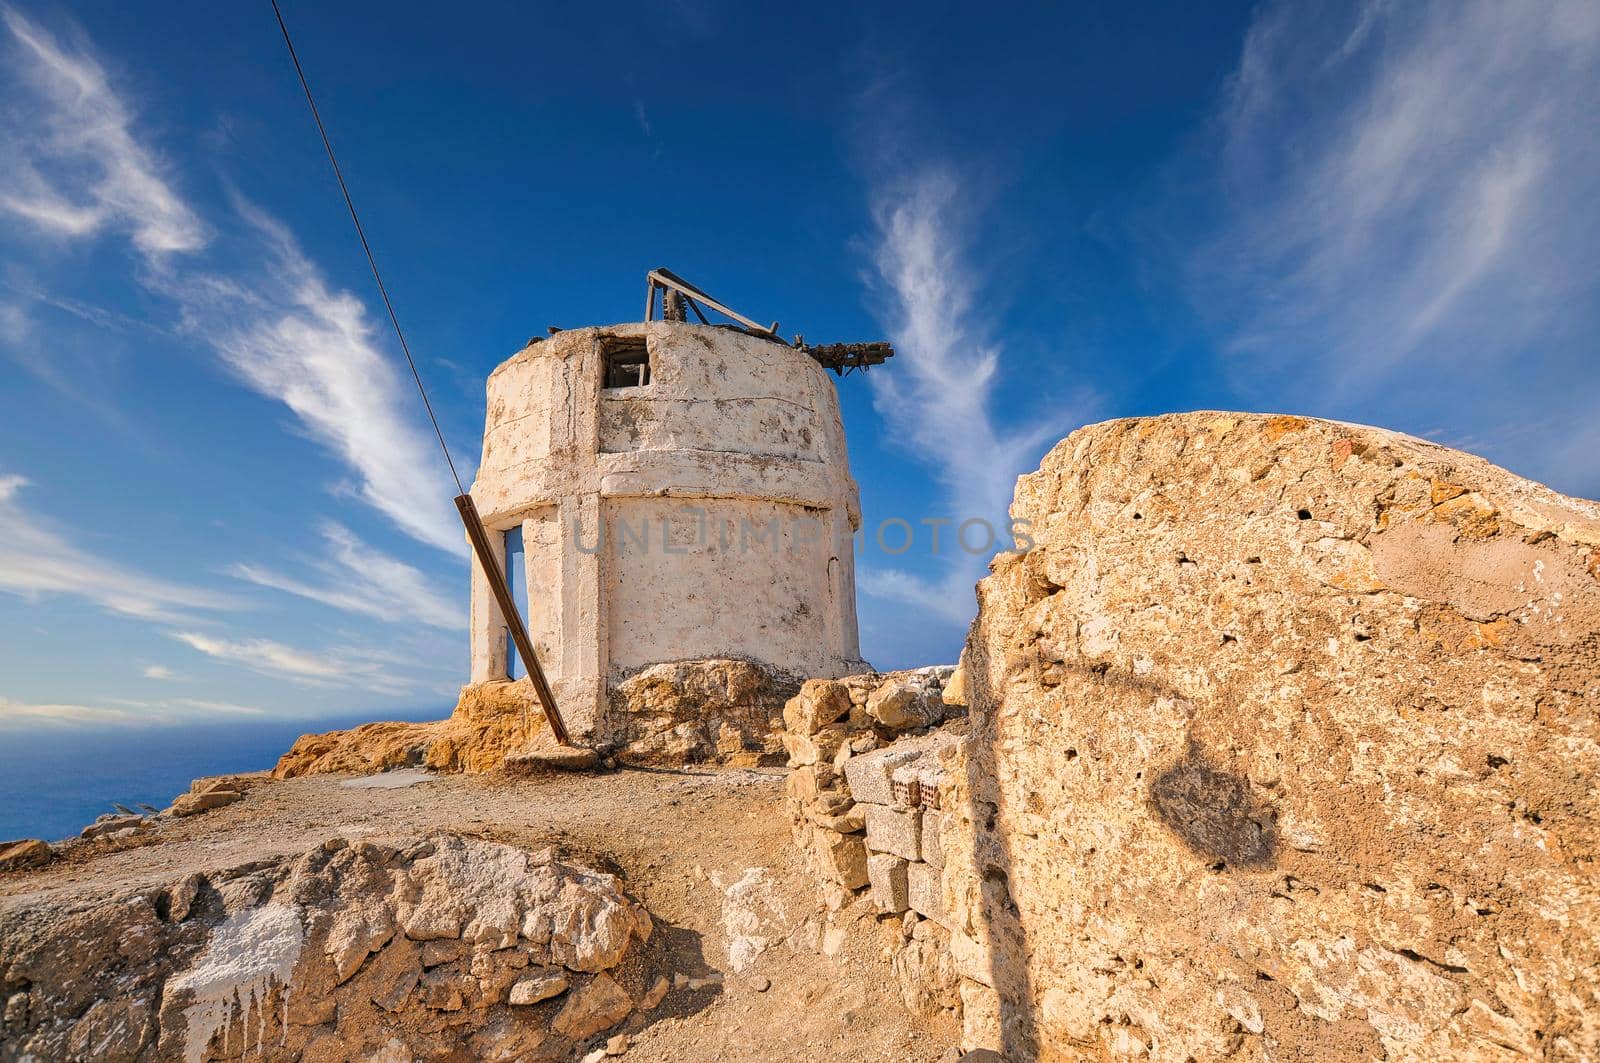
[0,766,956,1061]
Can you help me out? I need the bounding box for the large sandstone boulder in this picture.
[947,413,1600,1060]
[0,834,653,1061]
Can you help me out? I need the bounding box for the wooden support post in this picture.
[454,493,572,747]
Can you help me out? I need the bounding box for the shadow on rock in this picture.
[1148,737,1278,870]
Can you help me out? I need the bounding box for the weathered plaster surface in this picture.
[464,322,867,742]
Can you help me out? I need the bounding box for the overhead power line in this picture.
[268,0,465,496]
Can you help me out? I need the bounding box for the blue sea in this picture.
[0,709,441,843]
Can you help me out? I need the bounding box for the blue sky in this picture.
[1,1,1595,729]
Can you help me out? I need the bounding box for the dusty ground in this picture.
[0,765,956,1061]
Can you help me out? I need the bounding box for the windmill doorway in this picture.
[503,526,526,680]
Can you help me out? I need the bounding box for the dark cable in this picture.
[269,0,465,496]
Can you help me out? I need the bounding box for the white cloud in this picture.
[0,694,142,727]
[0,5,207,255]
[142,664,183,680]
[169,698,264,717]
[861,170,1088,625]
[0,692,264,729]
[0,8,465,551]
[0,472,234,622]
[173,631,345,683]
[175,209,465,553]
[230,521,464,630]
[1183,0,1600,491]
[171,629,420,696]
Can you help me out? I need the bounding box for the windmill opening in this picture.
[602,336,650,388]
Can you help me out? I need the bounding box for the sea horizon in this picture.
[0,708,443,843]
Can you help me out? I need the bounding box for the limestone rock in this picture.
[865,675,944,731]
[892,920,959,1017]
[941,661,969,708]
[505,743,601,773]
[721,866,787,972]
[509,969,570,1005]
[273,680,545,778]
[0,833,653,1062]
[164,788,241,817]
[954,413,1600,1061]
[781,724,849,768]
[863,805,921,861]
[783,678,853,735]
[842,744,929,807]
[868,853,909,913]
[550,972,632,1040]
[906,861,944,925]
[812,830,869,890]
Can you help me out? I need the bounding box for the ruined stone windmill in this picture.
[461,269,893,764]
[267,6,894,764]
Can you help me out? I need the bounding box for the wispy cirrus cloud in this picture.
[172,203,465,553]
[860,170,1090,628]
[230,521,464,630]
[0,472,233,622]
[0,6,464,552]
[171,629,422,696]
[172,631,344,684]
[0,694,144,727]
[0,692,263,729]
[1179,0,1600,493]
[0,5,206,255]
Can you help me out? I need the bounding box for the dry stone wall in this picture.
[954,413,1600,1060]
[779,668,966,1019]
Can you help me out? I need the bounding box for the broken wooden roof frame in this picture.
[644,268,896,376]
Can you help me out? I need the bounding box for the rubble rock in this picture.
[550,972,633,1040]
[892,920,959,1017]
[782,678,854,736]
[954,413,1600,1060]
[509,969,570,1005]
[0,833,652,1061]
[867,853,909,913]
[812,830,870,890]
[165,788,241,817]
[865,676,943,731]
[610,658,800,766]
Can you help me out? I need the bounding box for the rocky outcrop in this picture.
[0,834,653,1061]
[165,775,251,817]
[274,681,549,778]
[0,841,50,874]
[950,413,1600,1060]
[276,659,806,777]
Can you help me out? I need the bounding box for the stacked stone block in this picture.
[780,665,971,1021]
[779,667,953,898]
